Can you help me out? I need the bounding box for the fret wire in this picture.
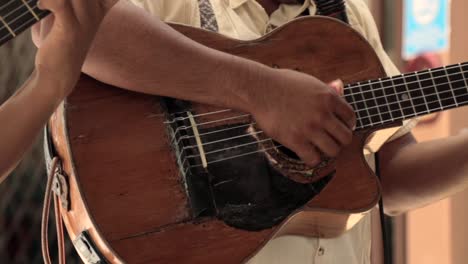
[378,78,394,121]
[445,65,459,107]
[460,63,468,94]
[414,70,430,114]
[4,0,37,27]
[389,76,404,117]
[402,73,418,115]
[362,81,382,125]
[368,79,384,123]
[428,68,444,110]
[347,84,363,129]
[20,0,39,21]
[357,82,373,126]
[0,14,15,36]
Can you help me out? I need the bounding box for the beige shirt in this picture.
[129,0,417,263]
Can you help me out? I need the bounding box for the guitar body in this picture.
[48,17,390,263]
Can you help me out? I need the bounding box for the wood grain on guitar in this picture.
[47,17,468,263]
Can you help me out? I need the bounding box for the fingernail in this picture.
[332,79,344,88]
[37,1,44,10]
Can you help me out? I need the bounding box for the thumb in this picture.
[328,79,344,96]
[37,0,75,28]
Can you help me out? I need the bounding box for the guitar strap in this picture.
[197,0,219,32]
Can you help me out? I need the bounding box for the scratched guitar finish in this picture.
[46,17,468,263]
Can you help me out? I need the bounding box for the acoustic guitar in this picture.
[1,3,466,262]
[44,17,468,263]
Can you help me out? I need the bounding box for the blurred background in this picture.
[365,1,468,263]
[0,0,466,263]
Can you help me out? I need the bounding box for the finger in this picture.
[334,98,356,130]
[31,22,42,47]
[38,15,55,41]
[309,130,341,158]
[38,0,75,27]
[290,141,322,167]
[325,117,353,146]
[328,79,344,96]
[37,0,65,12]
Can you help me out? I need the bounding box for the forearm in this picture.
[0,69,64,182]
[82,0,263,111]
[379,133,468,215]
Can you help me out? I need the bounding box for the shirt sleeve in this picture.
[346,0,418,141]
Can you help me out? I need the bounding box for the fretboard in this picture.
[344,62,468,130]
[0,0,49,47]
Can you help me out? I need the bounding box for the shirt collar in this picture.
[229,0,250,9]
[270,0,316,27]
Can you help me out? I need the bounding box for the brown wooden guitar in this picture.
[44,17,468,263]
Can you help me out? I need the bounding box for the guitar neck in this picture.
[0,0,49,47]
[345,62,468,130]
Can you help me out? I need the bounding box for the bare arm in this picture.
[379,132,468,215]
[0,0,116,182]
[46,0,356,166]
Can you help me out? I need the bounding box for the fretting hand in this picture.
[0,0,117,181]
[32,0,117,97]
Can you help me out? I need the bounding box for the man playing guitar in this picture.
[60,0,468,263]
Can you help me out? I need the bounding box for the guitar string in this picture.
[167,75,468,136]
[165,64,468,124]
[169,114,251,139]
[184,138,273,159]
[164,109,233,124]
[189,145,282,168]
[173,122,256,146]
[175,91,468,167]
[175,130,264,163]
